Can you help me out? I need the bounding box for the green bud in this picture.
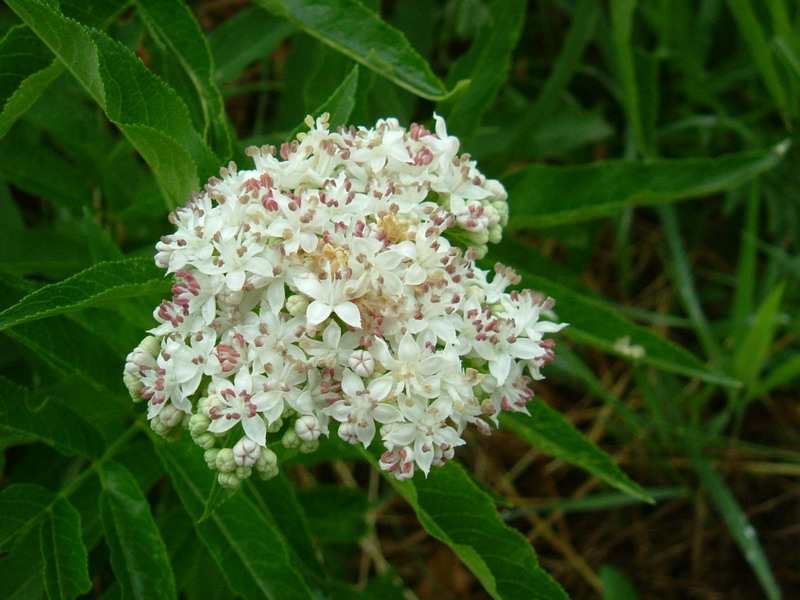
[189,413,211,436]
[123,371,144,402]
[281,429,300,449]
[194,432,217,450]
[215,448,236,472]
[204,448,220,470]
[299,440,319,454]
[218,471,242,490]
[267,418,283,433]
[234,465,252,480]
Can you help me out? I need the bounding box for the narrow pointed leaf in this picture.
[0,376,105,459]
[733,282,785,394]
[439,0,527,138]
[209,7,294,83]
[487,241,738,386]
[371,455,569,600]
[40,498,91,600]
[0,26,63,140]
[288,64,359,141]
[99,461,177,600]
[501,402,651,502]
[154,439,317,600]
[505,141,790,229]
[135,0,233,158]
[690,450,782,600]
[254,0,454,101]
[0,258,167,331]
[0,484,54,552]
[6,0,219,208]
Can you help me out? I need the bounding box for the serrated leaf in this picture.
[135,0,233,158]
[0,25,63,140]
[255,0,455,101]
[6,0,219,209]
[0,375,105,459]
[0,258,167,331]
[0,483,54,552]
[154,438,317,600]
[487,241,737,386]
[99,461,177,600]
[296,485,368,543]
[367,454,568,600]
[4,317,130,399]
[40,498,91,600]
[0,527,45,599]
[505,141,790,229]
[246,474,327,582]
[288,64,359,141]
[501,402,651,502]
[439,0,527,138]
[209,7,295,84]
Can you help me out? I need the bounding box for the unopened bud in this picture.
[286,294,309,317]
[189,413,211,436]
[348,350,375,377]
[233,436,261,467]
[282,429,300,448]
[204,448,220,469]
[218,471,242,489]
[294,415,321,442]
[215,448,236,472]
[299,440,319,454]
[159,404,184,428]
[139,335,161,358]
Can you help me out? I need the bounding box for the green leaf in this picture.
[99,461,177,600]
[374,457,569,600]
[4,317,130,399]
[487,240,737,386]
[135,0,233,159]
[0,258,167,332]
[0,527,45,599]
[209,6,294,84]
[439,0,527,138]
[40,498,91,600]
[501,400,651,502]
[288,64,359,141]
[690,449,782,600]
[0,25,63,140]
[734,282,786,396]
[0,483,54,552]
[255,0,456,101]
[0,375,105,459]
[503,0,599,157]
[296,485,368,543]
[505,141,791,229]
[246,474,327,582]
[600,565,640,600]
[154,438,317,600]
[6,0,219,209]
[725,0,788,113]
[610,0,648,156]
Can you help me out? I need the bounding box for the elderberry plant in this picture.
[125,114,566,488]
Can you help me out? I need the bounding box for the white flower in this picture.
[325,369,401,446]
[126,113,566,484]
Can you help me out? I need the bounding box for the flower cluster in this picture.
[124,114,566,488]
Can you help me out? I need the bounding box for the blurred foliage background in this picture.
[0,0,799,599]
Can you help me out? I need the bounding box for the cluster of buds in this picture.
[124,114,566,488]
